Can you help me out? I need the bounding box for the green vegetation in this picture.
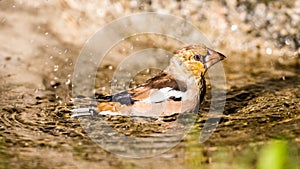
[257,140,299,169]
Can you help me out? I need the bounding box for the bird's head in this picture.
[174,44,226,77]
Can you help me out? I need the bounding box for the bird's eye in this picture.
[193,54,202,61]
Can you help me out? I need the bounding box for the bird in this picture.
[71,44,226,118]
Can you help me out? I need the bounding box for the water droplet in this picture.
[231,24,238,31]
[266,48,272,55]
[114,3,123,13]
[181,9,189,16]
[65,79,71,85]
[53,65,59,71]
[96,9,105,17]
[130,0,138,7]
[285,38,291,45]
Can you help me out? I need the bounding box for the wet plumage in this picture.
[71,44,225,117]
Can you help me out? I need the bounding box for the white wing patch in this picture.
[141,87,184,103]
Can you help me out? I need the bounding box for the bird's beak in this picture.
[203,48,226,70]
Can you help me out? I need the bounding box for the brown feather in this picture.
[129,72,187,101]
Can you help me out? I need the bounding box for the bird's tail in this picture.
[70,94,110,118]
[71,93,115,118]
[70,108,98,118]
[71,92,134,118]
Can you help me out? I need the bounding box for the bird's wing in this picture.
[128,72,187,102]
[92,72,187,105]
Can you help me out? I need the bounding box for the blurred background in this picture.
[0,0,299,168]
